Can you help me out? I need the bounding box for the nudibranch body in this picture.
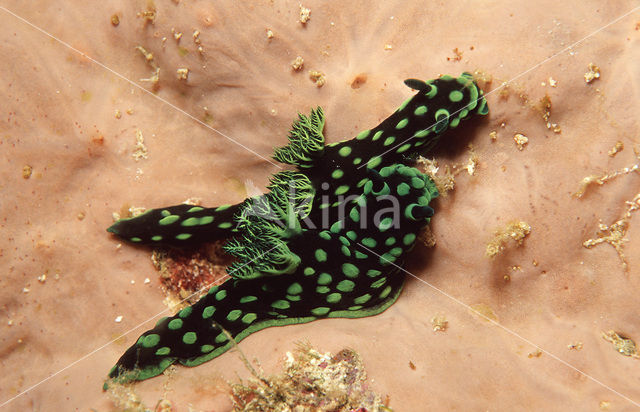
[106,72,488,383]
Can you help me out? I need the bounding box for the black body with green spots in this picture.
[107,72,488,383]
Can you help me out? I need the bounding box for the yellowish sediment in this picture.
[486,221,531,258]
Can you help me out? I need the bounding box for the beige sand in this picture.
[1,1,640,410]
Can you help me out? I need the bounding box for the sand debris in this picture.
[513,133,528,150]
[291,56,304,71]
[486,221,531,258]
[602,330,639,358]
[232,343,388,411]
[309,70,326,87]
[132,129,148,161]
[584,63,601,83]
[299,4,311,24]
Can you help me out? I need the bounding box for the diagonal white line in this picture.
[0,237,285,408]
[0,271,222,408]
[0,5,282,169]
[1,1,639,409]
[357,4,640,170]
[357,243,640,408]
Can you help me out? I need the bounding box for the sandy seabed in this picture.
[1,1,640,411]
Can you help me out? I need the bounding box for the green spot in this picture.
[181,217,199,227]
[396,143,411,153]
[168,319,183,330]
[342,263,360,278]
[379,166,393,177]
[287,295,301,302]
[378,217,394,232]
[397,96,412,112]
[390,247,403,257]
[199,216,214,225]
[318,273,332,285]
[383,136,396,146]
[319,231,331,240]
[215,333,228,344]
[218,222,232,229]
[346,231,357,241]
[396,118,409,129]
[338,146,352,157]
[341,245,351,256]
[316,286,330,294]
[227,310,242,322]
[349,207,360,222]
[179,306,192,318]
[331,169,344,179]
[426,84,437,98]
[201,345,214,353]
[403,233,417,245]
[367,269,382,277]
[349,305,363,311]
[414,105,427,115]
[215,204,231,212]
[142,334,160,348]
[385,237,396,246]
[330,221,343,233]
[176,233,192,240]
[208,286,219,295]
[367,156,382,169]
[355,251,368,259]
[271,300,290,309]
[159,215,180,225]
[354,294,372,304]
[362,237,376,248]
[353,157,362,165]
[130,237,142,242]
[356,130,370,140]
[187,206,204,213]
[379,286,392,299]
[337,279,355,292]
[304,267,316,276]
[215,290,227,301]
[371,278,387,288]
[449,90,464,102]
[311,307,331,316]
[315,249,327,262]
[478,98,489,115]
[326,293,342,303]
[160,210,171,217]
[182,332,197,344]
[287,282,303,295]
[240,295,257,303]
[202,306,216,319]
[372,130,384,141]
[335,185,349,195]
[372,183,390,196]
[450,117,460,128]
[434,108,450,133]
[155,347,170,356]
[415,129,430,138]
[379,252,396,265]
[151,235,163,242]
[411,177,425,189]
[397,183,411,196]
[242,313,257,324]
